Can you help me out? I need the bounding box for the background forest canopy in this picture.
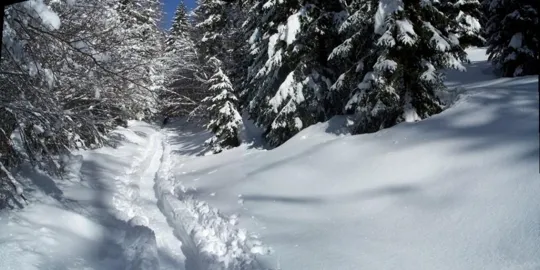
[0,0,538,208]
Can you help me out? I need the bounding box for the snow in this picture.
[420,61,437,82]
[374,0,402,35]
[424,22,452,52]
[402,94,421,122]
[43,68,55,88]
[279,12,301,45]
[375,58,398,72]
[396,19,417,45]
[267,34,279,58]
[294,117,303,130]
[268,71,304,112]
[32,124,45,134]
[123,219,160,270]
[249,27,261,44]
[1,48,539,270]
[458,12,482,33]
[26,0,61,30]
[266,10,302,58]
[509,32,523,49]
[1,121,266,270]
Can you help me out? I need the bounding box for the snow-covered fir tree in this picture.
[221,1,251,105]
[192,0,248,143]
[441,0,485,47]
[331,0,468,134]
[243,0,344,146]
[484,0,538,77]
[193,0,230,63]
[193,0,251,83]
[117,0,166,118]
[165,0,191,52]
[203,59,243,153]
[327,0,377,113]
[161,0,205,117]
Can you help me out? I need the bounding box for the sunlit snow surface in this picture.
[0,48,538,270]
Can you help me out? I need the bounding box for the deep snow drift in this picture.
[0,48,538,270]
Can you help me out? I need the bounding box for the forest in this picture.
[0,0,538,208]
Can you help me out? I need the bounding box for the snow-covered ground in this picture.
[0,48,538,270]
[0,121,268,270]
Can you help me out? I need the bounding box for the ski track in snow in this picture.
[111,128,185,270]
[0,121,269,270]
[153,129,271,270]
[106,123,270,270]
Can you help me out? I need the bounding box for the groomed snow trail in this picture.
[0,120,270,270]
[153,127,272,270]
[110,125,185,270]
[0,122,189,270]
[99,122,271,270]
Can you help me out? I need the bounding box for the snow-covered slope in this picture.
[166,48,540,270]
[0,48,538,270]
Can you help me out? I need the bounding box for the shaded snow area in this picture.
[1,48,539,270]
[0,122,268,270]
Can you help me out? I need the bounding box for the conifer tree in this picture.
[161,0,203,117]
[442,0,485,47]
[203,59,242,153]
[222,1,251,104]
[484,0,538,77]
[331,0,468,134]
[327,0,377,113]
[193,0,229,63]
[166,1,191,52]
[243,0,343,146]
[193,0,245,151]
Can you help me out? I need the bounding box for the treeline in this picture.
[164,0,537,153]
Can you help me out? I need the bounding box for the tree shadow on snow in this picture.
[103,131,126,149]
[164,118,212,156]
[407,73,538,163]
[57,159,132,264]
[19,164,63,201]
[19,156,166,269]
[164,117,270,157]
[241,184,427,207]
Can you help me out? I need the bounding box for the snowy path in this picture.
[110,128,185,270]
[154,127,271,270]
[100,123,268,270]
[0,121,269,270]
[97,124,269,270]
